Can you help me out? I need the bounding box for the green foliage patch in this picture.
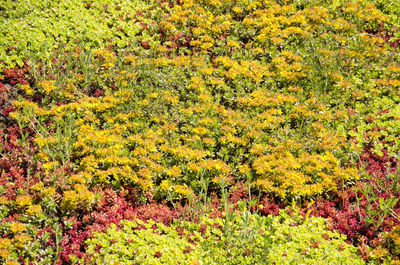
[0,0,152,70]
[86,209,365,265]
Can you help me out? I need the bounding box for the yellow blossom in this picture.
[26,204,42,215]
[0,249,12,260]
[41,187,56,198]
[166,166,182,178]
[160,180,171,191]
[16,195,32,207]
[0,196,9,205]
[10,222,25,233]
[0,238,12,249]
[174,184,193,196]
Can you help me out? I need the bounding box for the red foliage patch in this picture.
[308,147,399,246]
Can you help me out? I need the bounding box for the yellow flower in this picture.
[0,196,9,205]
[30,182,43,192]
[200,42,213,50]
[212,175,231,185]
[20,84,34,95]
[37,80,56,93]
[124,54,136,66]
[239,164,251,175]
[61,185,95,211]
[26,204,42,215]
[13,234,31,246]
[203,137,215,145]
[0,249,12,260]
[251,47,263,54]
[102,63,114,68]
[160,21,176,32]
[192,127,208,136]
[160,180,171,191]
[94,49,115,63]
[41,187,56,198]
[69,174,87,184]
[43,161,59,171]
[232,6,242,14]
[188,162,201,173]
[10,222,25,233]
[198,93,212,101]
[190,260,201,265]
[16,195,32,207]
[174,184,193,196]
[227,40,239,49]
[164,95,179,104]
[36,152,49,162]
[166,166,182,178]
[0,238,12,249]
[138,179,153,190]
[192,27,206,37]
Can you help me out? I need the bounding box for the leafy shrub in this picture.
[0,0,153,70]
[86,209,364,265]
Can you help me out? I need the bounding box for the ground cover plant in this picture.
[1,0,400,264]
[86,208,364,265]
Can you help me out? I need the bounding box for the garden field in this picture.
[1,0,400,264]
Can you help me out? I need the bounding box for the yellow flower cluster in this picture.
[253,151,358,197]
[10,0,396,201]
[94,49,115,68]
[61,184,95,211]
[37,80,56,94]
[16,195,32,207]
[10,222,25,234]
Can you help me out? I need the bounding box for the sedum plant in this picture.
[0,0,154,70]
[86,209,365,265]
[2,0,400,263]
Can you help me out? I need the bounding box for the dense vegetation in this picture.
[1,0,400,264]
